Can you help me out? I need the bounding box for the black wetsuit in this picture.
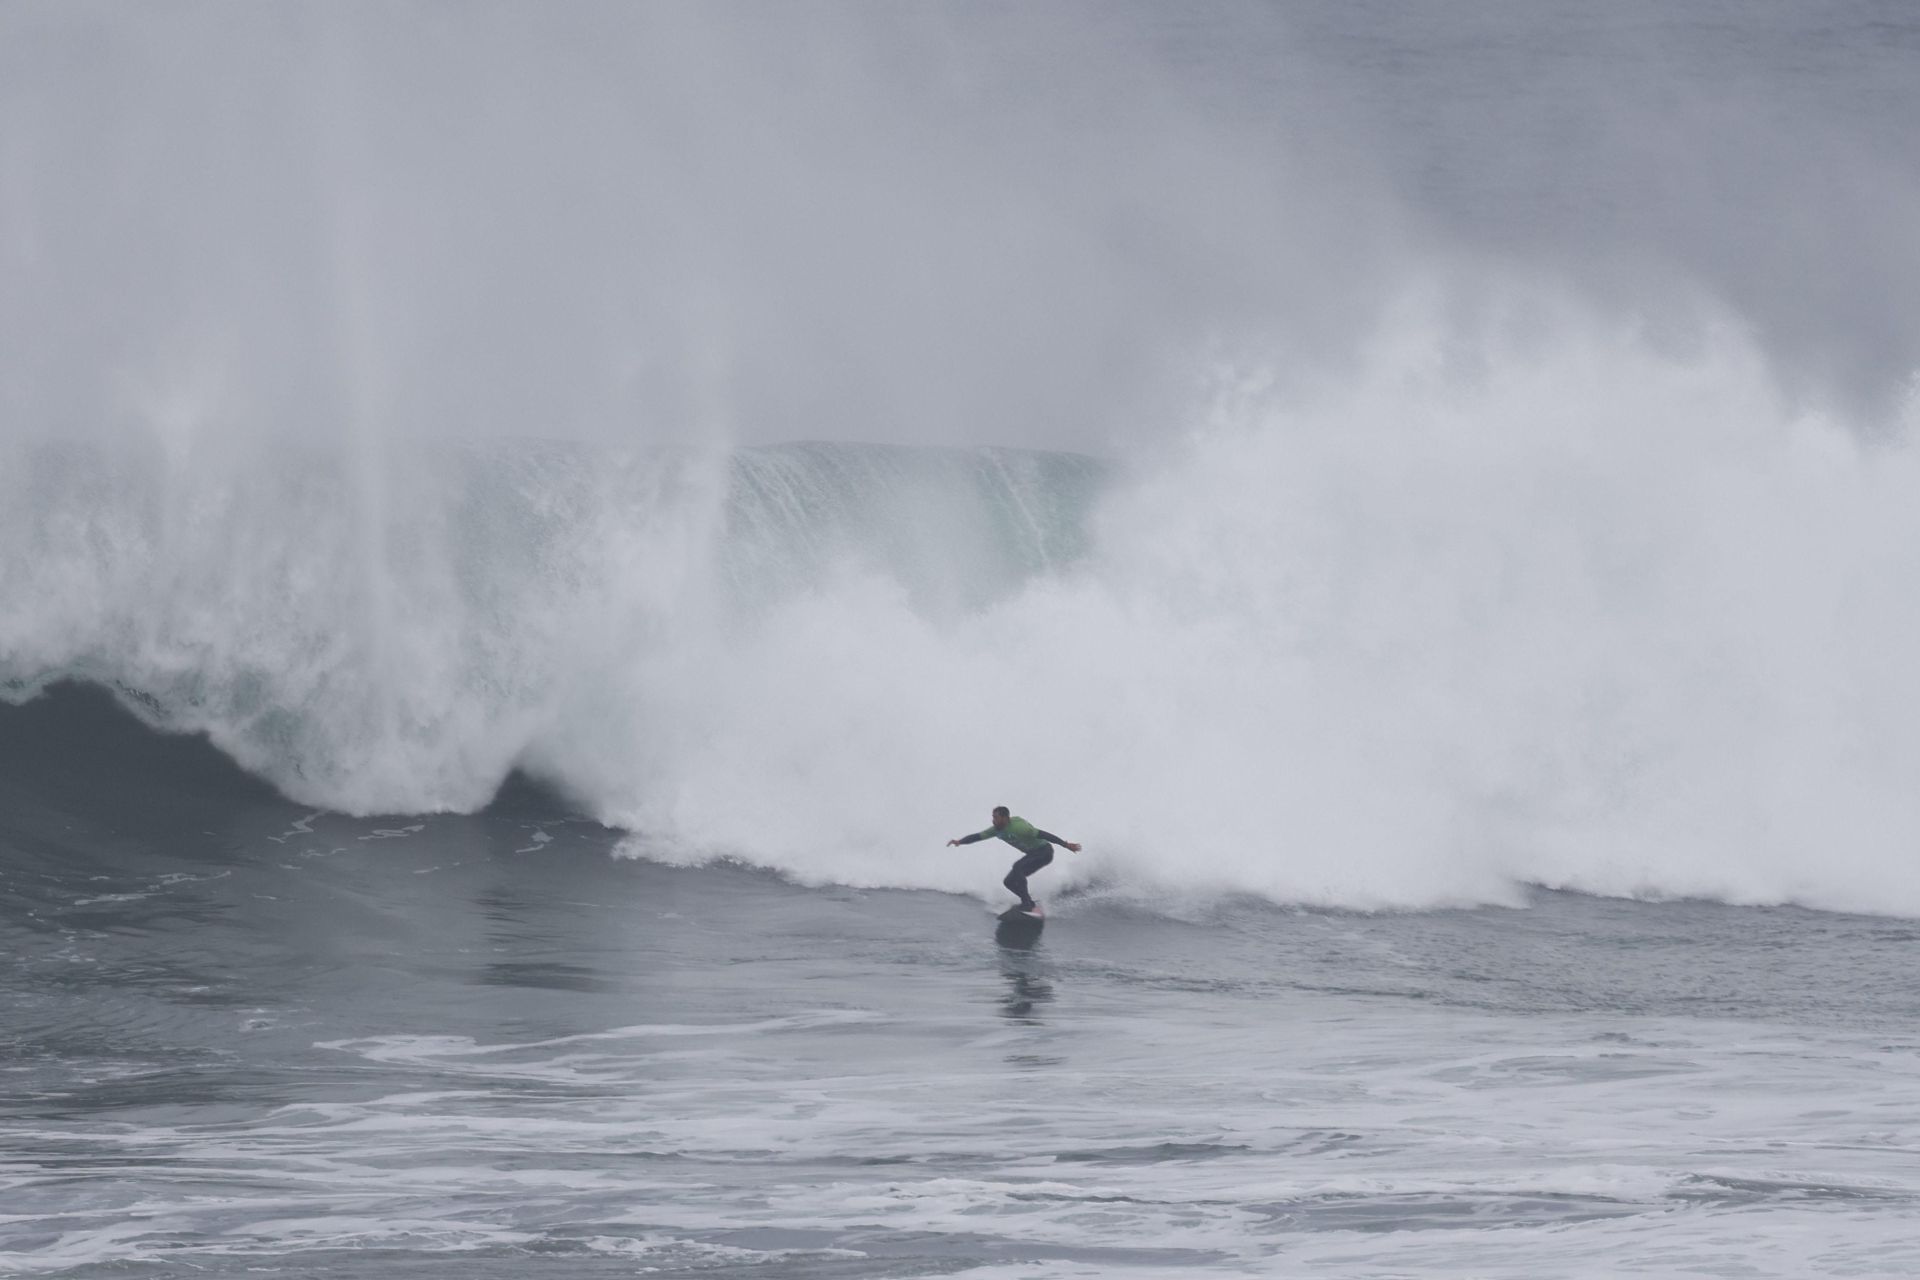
[955,817,1071,908]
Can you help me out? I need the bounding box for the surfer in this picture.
[948,806,1081,912]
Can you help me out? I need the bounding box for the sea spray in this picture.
[1,435,735,812]
[595,297,1920,916]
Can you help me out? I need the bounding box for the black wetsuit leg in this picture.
[1003,848,1054,907]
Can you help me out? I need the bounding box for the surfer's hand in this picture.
[1066,842,1082,852]
[946,839,960,847]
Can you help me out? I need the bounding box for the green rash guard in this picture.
[962,817,1058,855]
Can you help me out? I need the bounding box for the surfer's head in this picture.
[992,806,1010,827]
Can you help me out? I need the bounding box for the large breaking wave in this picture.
[7,295,1920,916]
[8,4,1920,916]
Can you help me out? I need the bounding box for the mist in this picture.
[10,2,1912,454]
[1,1,1375,454]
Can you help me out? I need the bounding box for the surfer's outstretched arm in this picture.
[1035,830,1082,852]
[947,831,990,847]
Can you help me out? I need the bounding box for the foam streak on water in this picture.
[4,810,1920,1279]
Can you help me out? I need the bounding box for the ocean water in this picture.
[6,2,1920,1276]
[9,686,1920,1277]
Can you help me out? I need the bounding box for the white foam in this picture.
[597,296,1920,917]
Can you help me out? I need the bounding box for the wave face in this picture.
[8,300,1920,916]
[0,437,1101,813]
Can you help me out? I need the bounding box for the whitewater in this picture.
[7,2,1920,1276]
[8,304,1920,914]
